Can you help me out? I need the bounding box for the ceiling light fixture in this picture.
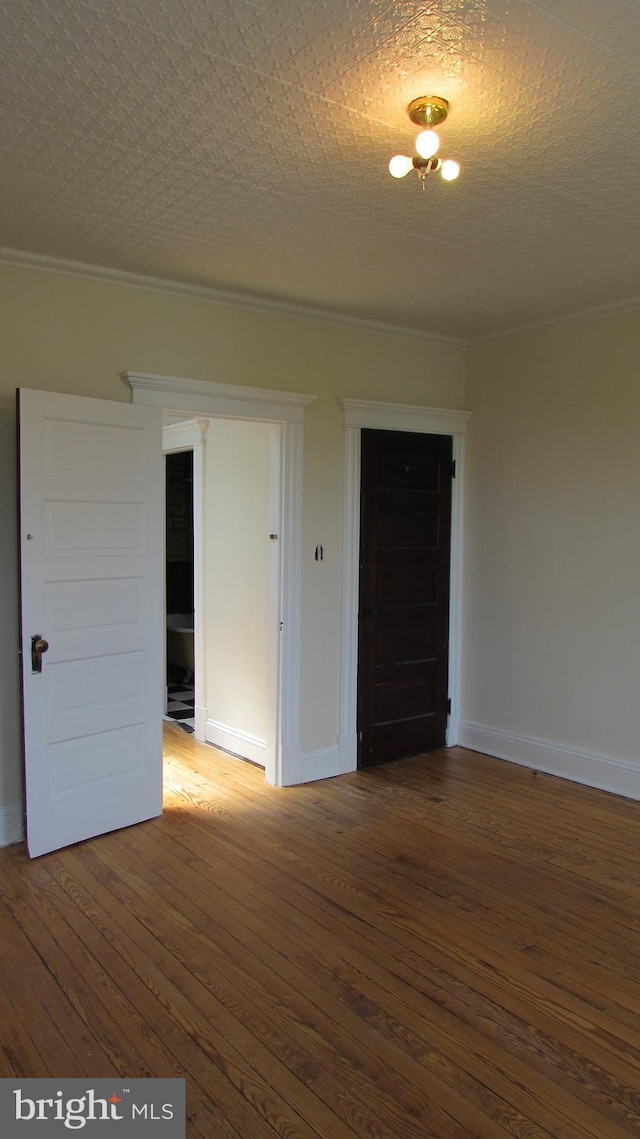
[389,96,460,188]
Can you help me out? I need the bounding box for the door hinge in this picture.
[446,697,452,715]
[450,460,456,479]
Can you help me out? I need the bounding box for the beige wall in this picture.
[463,310,640,772]
[204,419,271,749]
[5,258,640,828]
[0,260,466,818]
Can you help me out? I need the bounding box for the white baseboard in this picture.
[445,713,460,747]
[206,719,266,768]
[194,704,207,743]
[0,804,23,847]
[337,733,357,775]
[458,720,640,801]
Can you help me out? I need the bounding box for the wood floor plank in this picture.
[117,819,568,1139]
[22,853,307,1139]
[75,839,466,1139]
[164,742,640,1019]
[44,848,370,1139]
[157,758,640,1138]
[0,987,51,1077]
[2,726,640,1138]
[97,827,503,1139]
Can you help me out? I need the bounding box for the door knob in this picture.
[31,635,49,673]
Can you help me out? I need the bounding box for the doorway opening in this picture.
[165,449,196,735]
[161,412,280,782]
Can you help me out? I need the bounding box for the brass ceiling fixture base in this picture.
[407,95,449,129]
[388,94,460,186]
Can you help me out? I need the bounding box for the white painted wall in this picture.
[204,419,271,762]
[461,310,640,798]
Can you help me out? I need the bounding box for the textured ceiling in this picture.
[2,0,640,342]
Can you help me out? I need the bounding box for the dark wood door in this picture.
[357,429,453,767]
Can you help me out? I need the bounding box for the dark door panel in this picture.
[374,675,436,723]
[375,607,437,666]
[369,714,442,765]
[377,550,439,605]
[378,500,440,547]
[357,429,452,768]
[379,449,440,490]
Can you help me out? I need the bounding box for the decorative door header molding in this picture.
[126,371,316,423]
[338,397,471,435]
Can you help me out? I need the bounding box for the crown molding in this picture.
[0,246,464,349]
[467,292,640,347]
[5,245,639,349]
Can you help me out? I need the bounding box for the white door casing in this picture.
[126,371,316,787]
[18,389,163,858]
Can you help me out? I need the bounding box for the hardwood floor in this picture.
[2,725,640,1137]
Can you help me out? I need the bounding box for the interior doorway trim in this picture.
[338,398,471,771]
[162,418,208,743]
[127,371,317,787]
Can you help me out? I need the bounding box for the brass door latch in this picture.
[31,635,49,673]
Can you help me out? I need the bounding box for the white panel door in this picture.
[18,389,163,858]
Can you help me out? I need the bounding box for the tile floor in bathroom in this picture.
[165,682,195,734]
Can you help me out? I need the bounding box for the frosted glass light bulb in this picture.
[388,154,413,179]
[415,129,439,159]
[440,159,460,181]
